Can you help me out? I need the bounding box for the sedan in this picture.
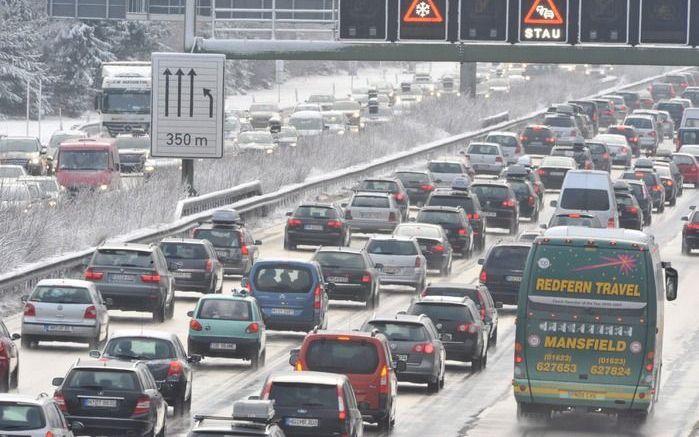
[536,156,576,190]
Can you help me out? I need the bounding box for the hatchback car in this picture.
[672,152,699,187]
[506,178,540,221]
[159,238,223,294]
[536,156,576,190]
[365,236,427,293]
[187,292,267,368]
[621,169,666,212]
[591,98,617,127]
[520,125,556,154]
[655,100,685,129]
[503,164,545,202]
[189,400,285,437]
[415,206,473,257]
[594,133,633,167]
[393,223,453,275]
[656,166,679,206]
[392,170,436,206]
[462,142,505,175]
[682,206,699,254]
[624,115,660,153]
[284,203,350,249]
[0,394,80,437]
[625,179,653,226]
[52,360,166,437]
[21,279,109,350]
[362,314,446,392]
[289,330,399,429]
[246,260,329,332]
[585,141,611,172]
[606,125,641,157]
[343,192,402,234]
[614,183,644,231]
[543,114,584,145]
[551,144,593,170]
[478,242,532,306]
[649,83,676,101]
[424,188,486,251]
[94,331,198,417]
[311,246,380,308]
[84,243,175,323]
[469,181,519,234]
[355,178,409,220]
[407,297,489,371]
[261,372,364,436]
[427,160,474,188]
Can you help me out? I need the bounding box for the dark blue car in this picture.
[245,259,329,332]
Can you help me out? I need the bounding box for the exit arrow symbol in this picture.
[175,69,185,117]
[163,69,172,117]
[203,88,214,118]
[188,69,196,117]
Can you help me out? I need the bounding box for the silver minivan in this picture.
[344,192,402,233]
[463,142,505,175]
[21,279,109,349]
[551,170,619,229]
[624,115,660,152]
[365,236,427,292]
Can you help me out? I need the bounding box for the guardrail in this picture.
[0,69,685,314]
[175,180,263,219]
[481,111,510,128]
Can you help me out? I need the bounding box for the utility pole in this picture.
[182,0,197,196]
[460,62,477,98]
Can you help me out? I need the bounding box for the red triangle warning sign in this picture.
[403,0,444,23]
[524,0,564,25]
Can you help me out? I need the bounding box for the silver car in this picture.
[543,114,584,145]
[0,394,80,436]
[343,192,402,233]
[21,279,109,349]
[365,236,427,292]
[463,142,505,175]
[427,160,473,188]
[624,115,659,152]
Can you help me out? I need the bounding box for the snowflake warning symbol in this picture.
[403,0,444,23]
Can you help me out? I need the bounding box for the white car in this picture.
[0,393,81,436]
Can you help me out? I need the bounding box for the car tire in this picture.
[283,235,296,251]
[153,304,166,323]
[658,203,665,213]
[439,371,445,388]
[20,335,33,349]
[10,367,18,390]
[0,373,8,393]
[366,292,376,309]
[490,327,498,347]
[251,348,262,370]
[173,392,187,417]
[378,413,393,430]
[670,196,676,207]
[89,334,101,351]
[471,356,483,372]
[682,240,690,255]
[166,298,175,320]
[427,377,440,393]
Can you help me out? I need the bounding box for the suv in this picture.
[362,314,446,392]
[189,400,285,437]
[624,179,653,226]
[407,296,489,371]
[284,203,350,249]
[621,169,666,212]
[478,242,532,305]
[312,246,380,307]
[392,170,437,206]
[52,360,167,437]
[484,132,522,164]
[365,236,427,293]
[469,181,519,234]
[425,188,486,251]
[520,125,556,154]
[393,223,453,276]
[551,144,593,170]
[416,206,473,257]
[355,178,410,220]
[84,243,175,323]
[463,142,505,175]
[585,141,611,172]
[649,83,676,101]
[427,160,474,188]
[192,209,261,276]
[0,393,80,436]
[0,136,50,176]
[568,100,600,135]
[672,153,699,188]
[506,178,540,222]
[624,115,660,153]
[682,206,699,254]
[543,114,583,145]
[261,372,364,436]
[343,192,402,234]
[613,181,644,230]
[159,238,223,294]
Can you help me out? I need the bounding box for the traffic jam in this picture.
[2,66,699,437]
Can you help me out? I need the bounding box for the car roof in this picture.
[109,330,179,342]
[542,226,652,245]
[368,235,416,242]
[98,242,153,252]
[415,296,470,305]
[362,178,398,183]
[72,359,142,370]
[429,159,462,165]
[368,314,428,325]
[353,191,391,198]
[36,278,94,289]
[160,237,209,245]
[486,131,517,138]
[426,282,480,290]
[290,111,323,119]
[296,202,336,208]
[489,241,533,250]
[471,180,509,187]
[316,246,364,254]
[0,394,52,406]
[268,371,347,386]
[254,259,319,267]
[419,206,463,213]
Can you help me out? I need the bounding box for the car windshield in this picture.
[306,340,379,374]
[366,239,417,255]
[394,172,428,186]
[294,206,337,218]
[198,299,251,321]
[560,188,611,210]
[105,337,175,360]
[471,185,509,201]
[428,162,462,173]
[524,127,552,138]
[58,150,109,171]
[323,113,345,124]
[509,181,531,198]
[359,180,398,192]
[486,135,517,147]
[49,133,84,149]
[93,249,153,268]
[541,156,574,168]
[66,369,138,390]
[594,134,627,146]
[487,246,530,270]
[544,117,573,127]
[253,267,313,293]
[239,132,272,144]
[367,322,428,342]
[333,101,360,111]
[550,215,603,227]
[394,224,442,239]
[30,286,91,304]
[409,303,471,322]
[625,118,652,129]
[102,90,150,114]
[351,196,389,208]
[0,138,38,153]
[680,131,699,145]
[586,143,606,154]
[289,117,323,130]
[114,137,149,150]
[160,242,208,259]
[269,383,338,408]
[314,252,365,269]
[308,95,333,103]
[250,104,277,112]
[0,403,45,431]
[616,194,635,207]
[423,286,473,298]
[193,229,240,248]
[426,195,476,213]
[673,154,696,165]
[468,144,498,155]
[417,210,462,225]
[622,172,657,188]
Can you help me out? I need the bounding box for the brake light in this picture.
[314,284,321,310]
[650,131,657,138]
[420,184,434,192]
[479,270,487,283]
[433,244,445,252]
[46,431,55,437]
[537,168,545,176]
[627,206,639,214]
[458,228,467,236]
[246,322,259,334]
[261,380,273,399]
[687,223,699,230]
[361,273,371,283]
[520,135,528,142]
[53,391,67,413]
[190,319,202,331]
[345,209,352,219]
[665,180,673,186]
[379,365,389,394]
[133,395,151,416]
[569,129,577,136]
[245,281,252,293]
[167,360,183,377]
[287,218,302,227]
[480,305,486,321]
[337,384,347,422]
[327,219,342,229]
[546,137,555,144]
[585,161,593,170]
[514,342,524,364]
[528,195,535,206]
[630,136,639,143]
[645,351,654,373]
[653,185,663,192]
[84,268,104,281]
[607,217,615,228]
[681,82,688,88]
[604,110,613,115]
[388,212,397,223]
[592,113,597,121]
[413,343,435,354]
[602,153,609,160]
[23,303,36,317]
[141,273,160,283]
[496,156,503,163]
[205,258,213,273]
[458,323,479,334]
[502,199,516,208]
[515,144,521,153]
[241,245,249,256]
[83,305,97,319]
[415,257,422,267]
[394,192,405,202]
[467,212,480,220]
[569,213,581,218]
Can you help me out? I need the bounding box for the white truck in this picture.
[95,62,151,137]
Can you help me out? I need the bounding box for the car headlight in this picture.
[59,185,67,192]
[338,130,345,135]
[99,184,109,191]
[31,157,40,164]
[266,148,274,154]
[353,111,360,117]
[48,200,57,207]
[145,165,155,173]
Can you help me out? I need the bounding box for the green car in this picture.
[187,292,267,368]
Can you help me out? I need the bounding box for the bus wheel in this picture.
[617,410,648,428]
[516,402,551,423]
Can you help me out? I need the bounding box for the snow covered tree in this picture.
[93,20,170,61]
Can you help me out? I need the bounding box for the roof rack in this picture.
[232,400,275,423]
[212,209,243,226]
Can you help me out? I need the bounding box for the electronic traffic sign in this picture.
[399,0,448,40]
[339,0,388,40]
[579,0,629,44]
[640,0,690,44]
[519,0,568,43]
[460,0,509,41]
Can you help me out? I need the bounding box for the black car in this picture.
[393,223,453,276]
[159,238,224,294]
[189,400,285,437]
[621,169,666,212]
[625,179,653,226]
[424,189,486,251]
[503,164,544,202]
[469,181,519,235]
[655,100,685,128]
[262,372,363,437]
[649,83,676,102]
[393,170,436,206]
[682,206,699,254]
[568,100,600,135]
[520,125,556,155]
[421,283,500,346]
[615,91,642,111]
[284,203,350,249]
[311,246,380,308]
[653,159,684,196]
[407,296,489,371]
[355,178,410,220]
[415,206,473,257]
[536,156,576,190]
[478,242,532,305]
[613,181,644,230]
[551,144,593,170]
[506,178,540,221]
[607,125,641,157]
[655,166,679,206]
[52,360,167,437]
[92,331,200,417]
[585,141,612,172]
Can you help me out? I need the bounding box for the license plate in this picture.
[506,275,523,282]
[550,171,564,176]
[271,308,296,316]
[173,272,191,278]
[304,224,323,231]
[327,276,348,283]
[529,141,542,146]
[382,267,400,274]
[440,333,452,341]
[46,325,73,332]
[564,151,575,157]
[110,274,134,282]
[361,212,382,219]
[481,211,496,217]
[394,354,408,362]
[210,343,237,350]
[561,390,605,401]
[419,245,427,251]
[83,398,117,408]
[216,250,228,257]
[610,153,617,157]
[286,418,319,427]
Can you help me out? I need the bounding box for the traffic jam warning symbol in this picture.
[520,0,568,42]
[403,0,443,22]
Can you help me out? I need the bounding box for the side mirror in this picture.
[341,202,348,208]
[104,297,113,306]
[550,200,558,207]
[690,205,696,210]
[40,146,48,155]
[51,377,64,387]
[285,211,293,217]
[682,216,689,221]
[168,262,181,271]
[665,266,678,301]
[289,348,300,367]
[374,263,384,270]
[70,421,85,432]
[186,310,194,318]
[539,223,548,229]
[394,359,407,372]
[88,350,101,358]
[477,258,484,265]
[20,295,28,303]
[10,333,20,341]
[254,240,262,246]
[187,354,202,363]
[248,395,261,400]
[241,277,249,288]
[495,301,504,309]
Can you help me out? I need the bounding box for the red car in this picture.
[673,153,699,187]
[0,320,20,392]
[290,329,401,430]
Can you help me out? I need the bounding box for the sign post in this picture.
[399,0,448,40]
[519,0,568,42]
